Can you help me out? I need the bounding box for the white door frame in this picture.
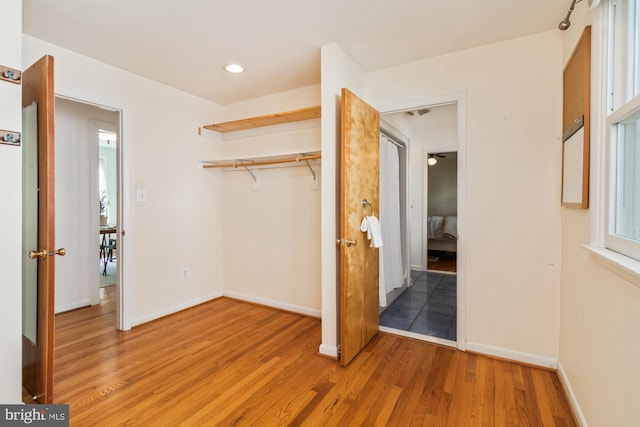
[378,91,467,351]
[56,94,131,331]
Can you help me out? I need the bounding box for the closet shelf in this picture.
[202,106,321,133]
[200,152,321,170]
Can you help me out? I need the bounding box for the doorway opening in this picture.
[426,151,457,274]
[378,101,463,347]
[53,96,124,321]
[98,127,118,289]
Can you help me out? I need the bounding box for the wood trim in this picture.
[561,26,591,209]
[203,106,321,133]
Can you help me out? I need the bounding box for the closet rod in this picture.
[381,132,404,148]
[202,154,321,169]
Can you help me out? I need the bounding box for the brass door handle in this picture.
[336,239,358,247]
[29,249,47,259]
[53,248,66,256]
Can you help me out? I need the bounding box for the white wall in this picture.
[0,0,23,404]
[428,158,457,217]
[364,31,563,363]
[558,5,640,426]
[223,85,320,122]
[223,165,321,314]
[220,86,322,316]
[23,35,225,326]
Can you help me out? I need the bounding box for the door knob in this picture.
[345,239,357,247]
[53,248,66,256]
[29,249,47,259]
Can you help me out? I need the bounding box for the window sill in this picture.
[582,245,640,288]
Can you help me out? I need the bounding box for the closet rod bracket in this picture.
[234,160,257,182]
[303,159,317,180]
[298,153,318,181]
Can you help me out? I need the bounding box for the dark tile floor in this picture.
[379,270,456,341]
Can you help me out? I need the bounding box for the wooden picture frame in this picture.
[561,26,590,209]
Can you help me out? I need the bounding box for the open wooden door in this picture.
[22,55,57,403]
[339,88,380,366]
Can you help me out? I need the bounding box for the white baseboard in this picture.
[223,291,321,318]
[410,264,425,271]
[55,299,91,314]
[132,290,224,327]
[318,343,338,358]
[557,361,588,427]
[466,341,558,369]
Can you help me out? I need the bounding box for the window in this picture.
[99,157,110,218]
[605,0,640,261]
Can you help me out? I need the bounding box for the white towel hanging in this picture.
[360,215,383,248]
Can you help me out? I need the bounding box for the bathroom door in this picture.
[22,55,58,403]
[339,88,380,366]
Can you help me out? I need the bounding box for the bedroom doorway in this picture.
[378,101,462,346]
[425,151,457,273]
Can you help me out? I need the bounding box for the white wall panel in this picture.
[0,0,23,404]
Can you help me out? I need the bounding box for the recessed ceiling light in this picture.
[224,64,244,74]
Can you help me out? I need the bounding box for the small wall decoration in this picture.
[0,65,21,84]
[0,129,21,146]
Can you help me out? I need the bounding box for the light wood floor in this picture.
[54,286,576,426]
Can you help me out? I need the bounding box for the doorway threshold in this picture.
[379,326,457,348]
[427,269,457,276]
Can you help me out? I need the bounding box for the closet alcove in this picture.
[198,105,323,316]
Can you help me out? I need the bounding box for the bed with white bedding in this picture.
[427,215,457,253]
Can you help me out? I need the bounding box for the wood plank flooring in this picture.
[427,251,457,273]
[53,286,576,426]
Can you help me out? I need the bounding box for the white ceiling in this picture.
[23,0,571,105]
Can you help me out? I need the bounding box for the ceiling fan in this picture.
[427,153,446,166]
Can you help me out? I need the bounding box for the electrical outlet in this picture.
[181,267,188,278]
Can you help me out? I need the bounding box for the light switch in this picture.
[136,188,148,202]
